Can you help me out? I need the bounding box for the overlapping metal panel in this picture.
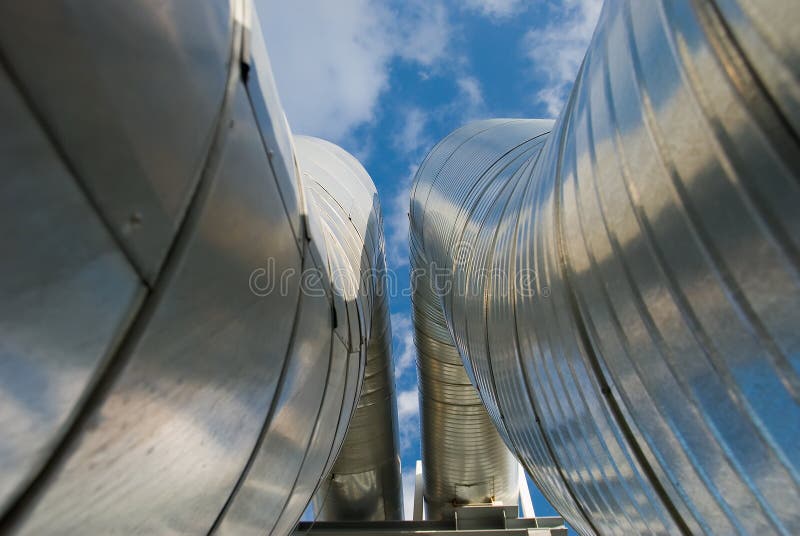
[0,62,145,520]
[298,137,403,522]
[0,0,399,534]
[410,0,800,534]
[0,0,232,283]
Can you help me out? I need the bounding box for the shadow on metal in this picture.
[410,0,800,534]
[0,0,399,534]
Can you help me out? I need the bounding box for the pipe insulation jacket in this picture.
[410,0,800,534]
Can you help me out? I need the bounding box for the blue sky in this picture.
[259,0,601,525]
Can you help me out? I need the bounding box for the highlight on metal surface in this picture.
[411,218,520,520]
[298,136,404,522]
[0,0,400,534]
[409,0,800,534]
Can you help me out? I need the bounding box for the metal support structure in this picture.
[413,460,424,521]
[294,517,566,536]
[517,466,535,519]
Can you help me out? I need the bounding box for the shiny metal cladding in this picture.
[0,0,399,534]
[412,227,520,521]
[299,137,403,522]
[410,0,800,534]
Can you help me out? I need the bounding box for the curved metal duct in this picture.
[0,0,398,534]
[297,136,403,522]
[410,1,800,534]
[411,224,519,520]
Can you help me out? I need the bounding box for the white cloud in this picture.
[455,76,487,121]
[463,0,524,19]
[397,388,419,420]
[535,86,569,121]
[395,1,451,68]
[393,321,420,458]
[396,386,420,460]
[394,108,429,156]
[523,0,603,117]
[384,164,418,268]
[392,312,416,378]
[257,0,451,143]
[257,0,390,141]
[457,76,483,108]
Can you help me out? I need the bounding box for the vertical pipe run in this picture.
[297,136,404,522]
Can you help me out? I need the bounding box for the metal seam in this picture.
[0,8,248,531]
[208,241,310,534]
[0,54,149,287]
[553,33,693,536]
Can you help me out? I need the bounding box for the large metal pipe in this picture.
[410,0,800,534]
[296,136,403,522]
[0,0,399,534]
[411,224,519,520]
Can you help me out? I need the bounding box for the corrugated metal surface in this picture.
[0,0,399,534]
[409,0,800,534]
[412,228,520,520]
[410,121,528,520]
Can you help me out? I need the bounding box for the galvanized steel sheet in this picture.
[410,1,800,533]
[0,0,399,533]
